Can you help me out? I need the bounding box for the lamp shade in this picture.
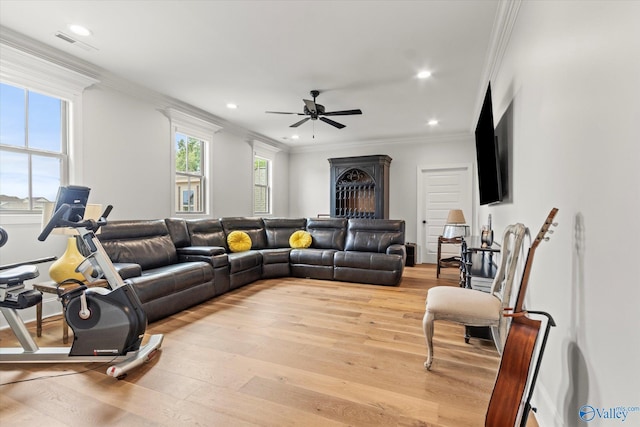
[442,209,469,238]
[446,209,467,224]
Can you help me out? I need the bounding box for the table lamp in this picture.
[41,202,102,283]
[442,209,470,238]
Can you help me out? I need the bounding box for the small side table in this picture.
[33,280,108,344]
[461,237,500,343]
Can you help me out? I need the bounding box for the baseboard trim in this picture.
[0,295,62,330]
[532,381,564,427]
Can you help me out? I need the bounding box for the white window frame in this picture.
[0,43,98,223]
[165,109,221,217]
[252,141,280,216]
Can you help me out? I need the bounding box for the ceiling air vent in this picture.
[54,31,98,52]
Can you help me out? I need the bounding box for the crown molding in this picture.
[471,0,522,130]
[0,42,98,99]
[288,131,473,154]
[0,26,285,151]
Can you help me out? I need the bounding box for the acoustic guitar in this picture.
[485,208,558,427]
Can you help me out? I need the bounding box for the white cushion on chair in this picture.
[426,286,501,324]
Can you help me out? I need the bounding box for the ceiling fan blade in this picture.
[303,99,317,113]
[266,111,304,115]
[319,117,345,129]
[322,109,363,116]
[290,117,310,128]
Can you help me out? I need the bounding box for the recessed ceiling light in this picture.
[226,103,238,109]
[417,70,432,79]
[291,135,300,140]
[427,119,439,126]
[68,24,92,37]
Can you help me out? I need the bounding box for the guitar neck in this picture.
[512,208,558,313]
[514,250,535,313]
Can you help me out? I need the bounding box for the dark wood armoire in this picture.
[328,155,391,219]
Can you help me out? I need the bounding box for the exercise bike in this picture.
[0,186,163,378]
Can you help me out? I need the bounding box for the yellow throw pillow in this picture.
[227,231,252,252]
[289,230,312,249]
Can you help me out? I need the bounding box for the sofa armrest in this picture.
[177,247,229,269]
[386,244,407,263]
[177,246,227,257]
[113,262,143,280]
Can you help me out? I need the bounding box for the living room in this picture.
[1,1,638,426]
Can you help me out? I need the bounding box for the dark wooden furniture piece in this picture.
[461,236,500,289]
[436,236,463,279]
[405,242,417,267]
[461,236,500,342]
[328,155,391,219]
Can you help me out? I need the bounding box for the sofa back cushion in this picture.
[165,218,191,248]
[220,217,267,250]
[344,219,405,253]
[185,219,228,250]
[98,220,178,270]
[306,218,348,250]
[263,218,307,248]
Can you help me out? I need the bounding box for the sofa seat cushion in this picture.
[259,248,291,264]
[334,251,403,270]
[334,252,404,286]
[227,251,262,274]
[290,248,337,266]
[127,261,214,303]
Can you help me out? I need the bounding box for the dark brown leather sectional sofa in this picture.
[98,217,406,322]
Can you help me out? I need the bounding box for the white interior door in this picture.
[417,164,473,264]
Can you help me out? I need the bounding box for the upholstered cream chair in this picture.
[423,223,526,370]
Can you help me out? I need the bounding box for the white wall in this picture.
[481,2,640,426]
[0,79,289,326]
[82,86,171,219]
[289,134,476,243]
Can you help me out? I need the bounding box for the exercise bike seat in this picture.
[0,265,39,286]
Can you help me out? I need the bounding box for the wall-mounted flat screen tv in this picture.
[475,83,503,205]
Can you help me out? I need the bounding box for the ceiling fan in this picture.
[266,90,362,130]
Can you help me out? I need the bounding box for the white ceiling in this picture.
[0,0,501,148]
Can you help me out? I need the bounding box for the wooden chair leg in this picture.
[423,310,435,370]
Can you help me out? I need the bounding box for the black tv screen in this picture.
[475,83,503,205]
[53,185,90,223]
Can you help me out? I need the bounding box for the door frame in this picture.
[416,163,474,264]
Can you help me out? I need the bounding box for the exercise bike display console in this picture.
[0,185,163,379]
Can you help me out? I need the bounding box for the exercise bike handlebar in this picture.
[38,204,113,242]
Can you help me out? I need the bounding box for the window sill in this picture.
[0,213,43,225]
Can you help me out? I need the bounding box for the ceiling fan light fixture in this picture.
[417,70,432,79]
[68,24,92,37]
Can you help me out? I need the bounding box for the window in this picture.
[252,140,280,216]
[0,82,68,212]
[175,132,205,213]
[165,108,220,216]
[253,156,271,215]
[0,43,97,219]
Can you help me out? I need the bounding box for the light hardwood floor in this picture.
[0,264,538,426]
